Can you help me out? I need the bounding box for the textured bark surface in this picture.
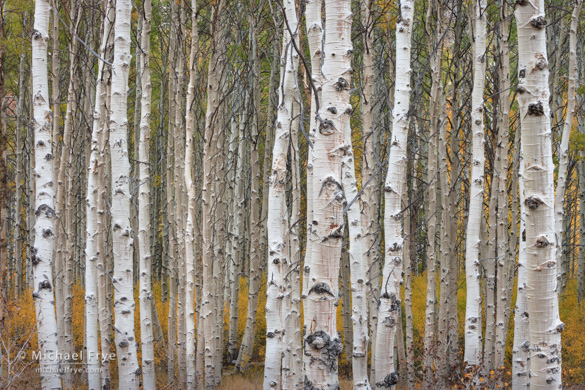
[31,1,62,388]
[464,0,487,369]
[110,0,140,387]
[304,0,351,388]
[515,1,563,388]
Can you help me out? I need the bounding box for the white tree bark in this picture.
[375,1,414,388]
[138,0,156,388]
[264,2,298,387]
[515,1,564,388]
[84,2,115,387]
[184,1,198,388]
[464,0,487,369]
[304,0,351,387]
[31,1,62,388]
[110,0,140,388]
[512,152,530,389]
[554,0,582,291]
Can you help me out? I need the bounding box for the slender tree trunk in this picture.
[464,0,487,370]
[265,2,298,387]
[0,0,6,326]
[84,3,115,387]
[31,1,62,387]
[515,1,563,388]
[554,0,582,294]
[236,15,265,371]
[375,1,414,387]
[110,0,140,387]
[138,0,156,388]
[512,147,530,389]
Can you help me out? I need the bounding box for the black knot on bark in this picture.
[525,195,544,210]
[39,280,52,291]
[535,235,550,247]
[530,16,547,29]
[35,204,56,218]
[527,102,545,116]
[309,282,335,297]
[266,331,275,338]
[517,86,526,94]
[556,322,565,333]
[42,229,53,238]
[118,340,128,348]
[376,372,399,387]
[319,119,335,135]
[519,68,526,78]
[334,77,349,91]
[327,106,337,114]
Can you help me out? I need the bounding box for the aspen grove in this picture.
[4,0,585,389]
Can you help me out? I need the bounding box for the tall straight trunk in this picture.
[184,0,198,388]
[512,150,529,389]
[494,2,512,374]
[110,0,140,387]
[14,14,27,296]
[304,0,351,387]
[360,3,381,376]
[282,100,303,390]
[31,1,62,388]
[139,0,156,388]
[54,11,82,380]
[554,0,582,293]
[375,1,414,388]
[265,2,298,387]
[228,107,245,363]
[97,8,114,386]
[303,0,322,302]
[201,2,226,388]
[515,1,563,388]
[464,0,487,369]
[236,16,265,371]
[84,3,115,387]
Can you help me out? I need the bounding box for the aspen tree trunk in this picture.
[14,15,27,296]
[512,150,530,389]
[422,4,444,386]
[110,0,140,387]
[84,2,115,387]
[340,81,370,388]
[304,0,351,387]
[236,16,264,371]
[282,100,303,390]
[494,2,512,374]
[228,107,245,363]
[97,7,114,386]
[303,0,322,302]
[201,2,226,388]
[554,0,582,292]
[464,0,487,370]
[375,1,414,387]
[138,0,156,388]
[340,242,352,362]
[184,1,198,389]
[31,1,62,388]
[515,1,564,388]
[265,2,298,387]
[360,3,381,375]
